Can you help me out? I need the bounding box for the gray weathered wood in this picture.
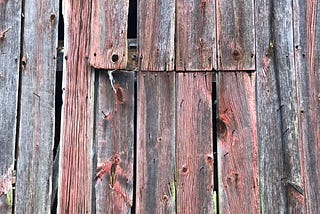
[0,1,21,212]
[14,0,58,213]
[95,71,134,213]
[216,0,255,70]
[294,0,320,212]
[176,0,216,71]
[217,72,259,213]
[58,1,94,212]
[256,0,304,212]
[138,0,175,71]
[136,72,176,213]
[90,0,129,70]
[176,72,214,213]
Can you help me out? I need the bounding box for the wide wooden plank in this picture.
[136,72,176,213]
[216,0,255,70]
[90,0,129,70]
[0,1,21,213]
[58,1,94,213]
[294,0,320,212]
[14,0,58,213]
[256,0,304,212]
[138,0,175,71]
[176,72,214,213]
[176,1,216,71]
[94,71,134,213]
[217,72,259,213]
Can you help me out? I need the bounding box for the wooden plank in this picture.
[136,72,176,213]
[216,0,255,70]
[294,0,320,212]
[256,0,304,212]
[0,1,21,213]
[176,1,216,71]
[94,71,134,213]
[138,0,175,71]
[90,0,129,70]
[58,1,94,213]
[217,72,259,213]
[14,0,58,213]
[176,72,214,213]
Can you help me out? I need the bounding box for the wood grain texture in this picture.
[14,0,58,213]
[0,0,21,212]
[138,0,175,71]
[176,0,216,71]
[90,0,129,70]
[136,72,176,213]
[176,72,214,213]
[217,72,259,213]
[216,0,255,70]
[256,0,304,212]
[95,71,134,213]
[58,1,94,213]
[294,0,320,212]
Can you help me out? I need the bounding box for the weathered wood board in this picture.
[90,0,129,70]
[294,0,320,212]
[217,72,259,213]
[138,0,175,71]
[95,71,134,213]
[14,0,58,213]
[256,0,304,212]
[216,0,255,70]
[58,1,94,213]
[176,0,216,71]
[0,1,21,212]
[136,72,176,213]
[176,72,214,213]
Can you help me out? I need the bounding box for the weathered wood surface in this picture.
[14,0,58,213]
[294,0,320,212]
[217,72,259,213]
[256,0,304,212]
[90,0,129,70]
[0,0,21,212]
[216,0,255,70]
[95,71,134,213]
[176,0,216,71]
[136,72,176,213]
[138,0,175,71]
[58,1,94,213]
[176,73,214,213]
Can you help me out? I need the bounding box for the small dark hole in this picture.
[112,54,119,62]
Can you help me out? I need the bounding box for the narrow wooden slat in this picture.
[176,1,216,71]
[136,72,176,213]
[14,0,58,213]
[95,71,134,213]
[138,0,175,71]
[0,1,21,213]
[176,72,214,213]
[216,0,255,70]
[58,1,94,212]
[256,0,304,212]
[90,0,129,70]
[294,0,320,212]
[217,72,259,213]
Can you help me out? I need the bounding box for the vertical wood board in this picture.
[58,1,94,213]
[138,0,175,71]
[90,0,129,70]
[217,72,259,213]
[176,72,214,213]
[216,0,255,70]
[136,72,176,213]
[95,71,134,213]
[176,0,216,71]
